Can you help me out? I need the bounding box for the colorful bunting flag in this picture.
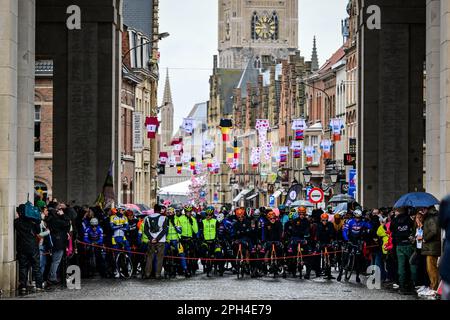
[320,139,332,159]
[233,138,239,159]
[176,163,182,175]
[264,141,272,161]
[145,116,159,139]
[255,119,270,144]
[330,118,345,141]
[290,141,304,159]
[292,118,307,141]
[219,119,232,141]
[279,146,289,163]
[182,118,195,134]
[159,152,168,165]
[304,146,315,163]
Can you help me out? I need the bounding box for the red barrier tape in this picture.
[75,240,378,262]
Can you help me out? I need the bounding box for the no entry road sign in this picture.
[308,187,324,204]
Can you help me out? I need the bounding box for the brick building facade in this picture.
[34,60,54,201]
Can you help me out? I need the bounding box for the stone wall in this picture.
[358,0,426,208]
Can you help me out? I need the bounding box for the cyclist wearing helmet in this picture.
[177,204,200,274]
[84,218,104,245]
[233,207,253,255]
[257,207,268,242]
[216,212,225,236]
[317,213,334,242]
[285,207,311,242]
[248,208,260,247]
[284,207,314,278]
[317,213,335,279]
[110,207,130,251]
[125,209,138,248]
[199,207,223,275]
[178,205,199,239]
[265,211,283,241]
[339,208,372,283]
[263,210,283,260]
[84,218,106,277]
[200,207,220,243]
[343,209,372,242]
[165,207,189,277]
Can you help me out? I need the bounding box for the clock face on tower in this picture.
[255,16,276,40]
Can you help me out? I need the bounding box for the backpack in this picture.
[24,200,41,222]
[146,216,162,234]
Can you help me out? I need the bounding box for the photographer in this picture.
[46,203,71,286]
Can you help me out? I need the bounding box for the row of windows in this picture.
[129,30,151,70]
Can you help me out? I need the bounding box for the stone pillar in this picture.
[36,0,122,205]
[0,0,19,296]
[440,0,450,197]
[426,0,441,197]
[358,0,426,208]
[0,0,35,295]
[16,0,35,204]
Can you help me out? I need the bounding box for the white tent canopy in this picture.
[158,180,191,196]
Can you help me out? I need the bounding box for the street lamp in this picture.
[122,32,170,63]
[302,167,312,184]
[329,169,339,184]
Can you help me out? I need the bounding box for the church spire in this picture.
[311,36,319,71]
[163,68,172,104]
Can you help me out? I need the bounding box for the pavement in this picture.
[8,270,421,300]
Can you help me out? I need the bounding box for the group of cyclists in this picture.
[79,202,375,282]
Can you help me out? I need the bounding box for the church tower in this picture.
[218,0,298,69]
[160,69,174,149]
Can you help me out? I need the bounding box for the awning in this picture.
[273,189,284,198]
[233,189,252,202]
[246,193,258,200]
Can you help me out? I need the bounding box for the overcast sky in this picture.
[157,0,349,131]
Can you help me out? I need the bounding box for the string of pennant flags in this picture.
[146,115,345,177]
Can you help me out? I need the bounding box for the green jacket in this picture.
[138,220,149,244]
[166,216,182,241]
[422,208,441,256]
[202,218,217,241]
[376,225,389,255]
[178,215,198,238]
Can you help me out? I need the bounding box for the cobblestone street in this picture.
[11,271,419,300]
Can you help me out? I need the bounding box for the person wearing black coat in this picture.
[390,207,417,294]
[438,195,450,300]
[14,204,43,293]
[46,205,71,284]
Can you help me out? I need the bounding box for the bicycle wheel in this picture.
[116,252,133,279]
[344,252,355,281]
